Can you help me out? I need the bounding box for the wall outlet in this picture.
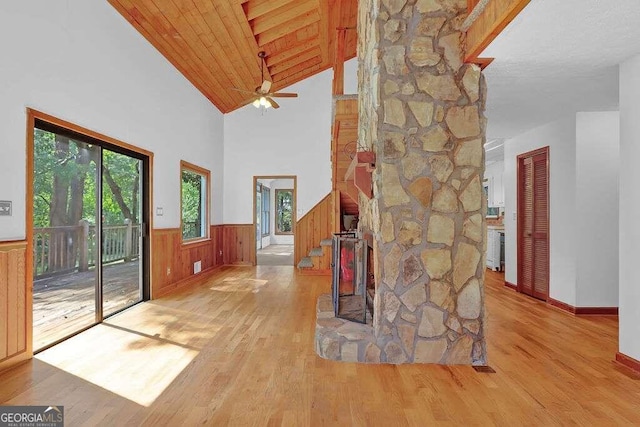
[512,212,517,221]
[166,267,171,276]
[194,260,202,274]
[156,207,164,216]
[0,201,12,216]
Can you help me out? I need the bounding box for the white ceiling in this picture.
[482,0,640,143]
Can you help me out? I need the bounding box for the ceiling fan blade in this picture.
[260,80,272,93]
[266,97,280,109]
[260,80,271,93]
[270,92,298,98]
[231,87,258,95]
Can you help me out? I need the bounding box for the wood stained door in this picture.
[517,147,549,301]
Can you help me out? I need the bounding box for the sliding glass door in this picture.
[32,122,148,351]
[32,131,100,351]
[101,149,143,317]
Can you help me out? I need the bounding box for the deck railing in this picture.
[33,221,141,278]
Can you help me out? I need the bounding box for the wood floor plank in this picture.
[0,266,638,425]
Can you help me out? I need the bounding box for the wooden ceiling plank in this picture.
[202,1,262,90]
[109,0,233,112]
[257,11,321,47]
[265,37,317,67]
[227,1,273,83]
[272,57,323,84]
[251,1,317,36]
[317,0,332,66]
[268,48,321,76]
[244,0,298,21]
[161,0,249,101]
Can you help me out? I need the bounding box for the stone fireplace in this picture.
[315,0,487,365]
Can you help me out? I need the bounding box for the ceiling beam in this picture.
[243,0,297,21]
[265,37,317,67]
[257,11,321,47]
[465,0,531,65]
[268,48,321,76]
[250,1,317,36]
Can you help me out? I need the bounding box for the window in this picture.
[275,189,293,234]
[261,185,270,236]
[181,161,210,241]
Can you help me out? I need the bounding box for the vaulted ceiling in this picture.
[108,0,358,113]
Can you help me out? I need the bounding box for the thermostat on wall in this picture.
[0,201,11,216]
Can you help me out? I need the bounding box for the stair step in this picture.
[320,238,333,247]
[297,257,314,269]
[309,247,324,257]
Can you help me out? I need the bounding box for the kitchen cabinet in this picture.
[485,161,505,207]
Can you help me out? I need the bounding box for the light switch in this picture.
[0,201,11,216]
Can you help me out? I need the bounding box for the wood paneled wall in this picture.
[152,225,223,297]
[222,225,255,266]
[294,192,334,273]
[0,241,31,373]
[151,224,254,297]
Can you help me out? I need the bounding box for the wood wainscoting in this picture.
[151,224,254,297]
[0,241,31,373]
[222,224,254,266]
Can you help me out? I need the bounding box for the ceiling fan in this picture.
[232,51,298,109]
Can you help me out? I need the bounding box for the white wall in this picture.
[344,58,359,95]
[575,112,619,307]
[0,1,224,241]
[223,69,334,224]
[619,53,640,361]
[269,179,295,245]
[504,117,577,305]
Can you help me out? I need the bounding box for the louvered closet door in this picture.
[518,148,549,300]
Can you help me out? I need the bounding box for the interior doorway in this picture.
[253,176,296,266]
[28,111,150,352]
[517,146,550,301]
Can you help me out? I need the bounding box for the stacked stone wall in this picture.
[358,0,487,364]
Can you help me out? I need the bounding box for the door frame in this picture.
[516,146,550,301]
[252,175,297,266]
[26,108,153,352]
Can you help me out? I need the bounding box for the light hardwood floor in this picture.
[1,266,639,425]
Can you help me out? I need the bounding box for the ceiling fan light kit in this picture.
[232,51,299,111]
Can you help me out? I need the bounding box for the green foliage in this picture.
[276,190,293,233]
[182,170,204,239]
[33,129,141,228]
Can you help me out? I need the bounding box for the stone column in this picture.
[358,0,487,364]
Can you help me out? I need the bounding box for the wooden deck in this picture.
[1,267,639,425]
[33,261,141,351]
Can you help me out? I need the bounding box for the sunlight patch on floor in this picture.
[212,277,268,293]
[36,321,200,407]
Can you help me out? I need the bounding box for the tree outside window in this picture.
[181,161,210,241]
[275,189,293,235]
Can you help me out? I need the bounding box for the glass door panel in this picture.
[32,128,99,351]
[101,149,143,317]
[256,185,262,250]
